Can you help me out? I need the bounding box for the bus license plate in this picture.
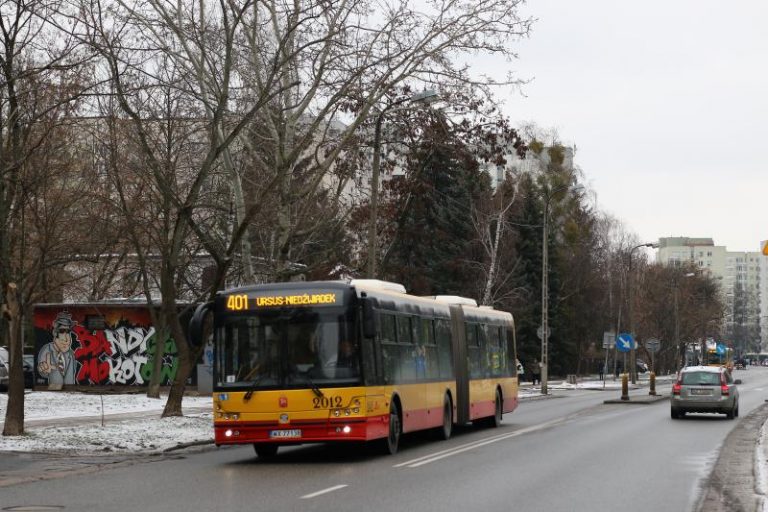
[269,429,301,439]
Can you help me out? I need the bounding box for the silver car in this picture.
[671,365,740,419]
[0,347,9,391]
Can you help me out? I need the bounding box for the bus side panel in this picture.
[468,379,496,420]
[425,381,456,426]
[501,377,519,414]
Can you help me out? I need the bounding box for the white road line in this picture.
[392,430,516,468]
[300,485,348,499]
[396,419,563,469]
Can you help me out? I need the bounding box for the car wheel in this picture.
[735,403,739,417]
[726,406,735,420]
[671,408,679,419]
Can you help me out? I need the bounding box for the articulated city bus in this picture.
[188,279,519,458]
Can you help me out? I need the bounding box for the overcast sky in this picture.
[492,0,768,252]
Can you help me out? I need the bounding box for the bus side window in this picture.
[488,325,503,377]
[379,312,398,384]
[421,318,439,379]
[436,319,453,379]
[397,316,415,380]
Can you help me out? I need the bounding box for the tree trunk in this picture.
[2,283,24,436]
[146,324,169,399]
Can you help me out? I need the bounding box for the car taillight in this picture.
[720,374,729,396]
[672,382,681,395]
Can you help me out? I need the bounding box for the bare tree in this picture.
[0,0,96,435]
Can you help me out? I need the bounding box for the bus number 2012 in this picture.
[313,396,344,409]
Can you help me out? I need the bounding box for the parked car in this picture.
[671,365,740,419]
[0,348,35,390]
[23,354,35,388]
[0,347,8,391]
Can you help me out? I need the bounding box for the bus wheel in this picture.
[254,443,279,459]
[484,390,503,428]
[384,402,401,455]
[438,394,453,440]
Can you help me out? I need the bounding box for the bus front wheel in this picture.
[254,443,279,459]
[384,402,401,455]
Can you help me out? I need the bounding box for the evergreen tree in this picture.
[382,119,488,296]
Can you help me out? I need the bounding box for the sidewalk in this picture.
[0,391,214,454]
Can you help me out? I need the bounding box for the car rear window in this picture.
[681,371,721,385]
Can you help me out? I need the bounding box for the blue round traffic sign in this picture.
[616,333,635,353]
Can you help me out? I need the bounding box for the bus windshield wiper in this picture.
[299,372,324,398]
[243,375,263,401]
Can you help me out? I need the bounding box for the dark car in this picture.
[0,347,8,391]
[23,354,35,388]
[0,348,35,390]
[671,365,740,419]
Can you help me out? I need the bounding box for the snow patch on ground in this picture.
[0,391,213,454]
[0,413,213,454]
[0,391,212,420]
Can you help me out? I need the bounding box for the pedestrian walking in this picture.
[528,358,541,386]
[598,362,605,380]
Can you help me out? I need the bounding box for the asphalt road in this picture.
[2,368,768,512]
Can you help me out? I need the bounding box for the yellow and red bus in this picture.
[189,279,519,458]
[704,343,733,372]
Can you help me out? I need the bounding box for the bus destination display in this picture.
[225,292,340,311]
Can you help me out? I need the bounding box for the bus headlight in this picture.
[333,409,341,417]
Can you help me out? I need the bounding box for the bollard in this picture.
[649,372,657,396]
[621,372,629,401]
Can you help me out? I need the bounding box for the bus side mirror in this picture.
[362,298,375,339]
[189,302,214,347]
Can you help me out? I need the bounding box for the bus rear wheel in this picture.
[480,390,503,428]
[254,443,279,459]
[437,394,453,440]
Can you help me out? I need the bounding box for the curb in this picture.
[696,402,768,512]
[163,439,215,453]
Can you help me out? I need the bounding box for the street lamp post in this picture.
[540,183,583,395]
[628,241,658,384]
[673,271,696,370]
[367,90,439,278]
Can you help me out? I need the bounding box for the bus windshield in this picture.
[215,308,360,390]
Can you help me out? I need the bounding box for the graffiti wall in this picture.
[34,305,181,387]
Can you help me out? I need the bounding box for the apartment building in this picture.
[656,237,765,353]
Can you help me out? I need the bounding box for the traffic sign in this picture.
[537,326,550,340]
[646,338,661,353]
[616,333,635,353]
[716,343,726,355]
[603,331,616,349]
[762,240,768,256]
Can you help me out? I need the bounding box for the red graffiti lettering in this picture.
[77,358,111,383]
[74,326,112,384]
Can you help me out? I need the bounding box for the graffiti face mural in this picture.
[34,306,180,387]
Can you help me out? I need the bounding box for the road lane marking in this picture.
[395,418,564,469]
[300,484,348,499]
